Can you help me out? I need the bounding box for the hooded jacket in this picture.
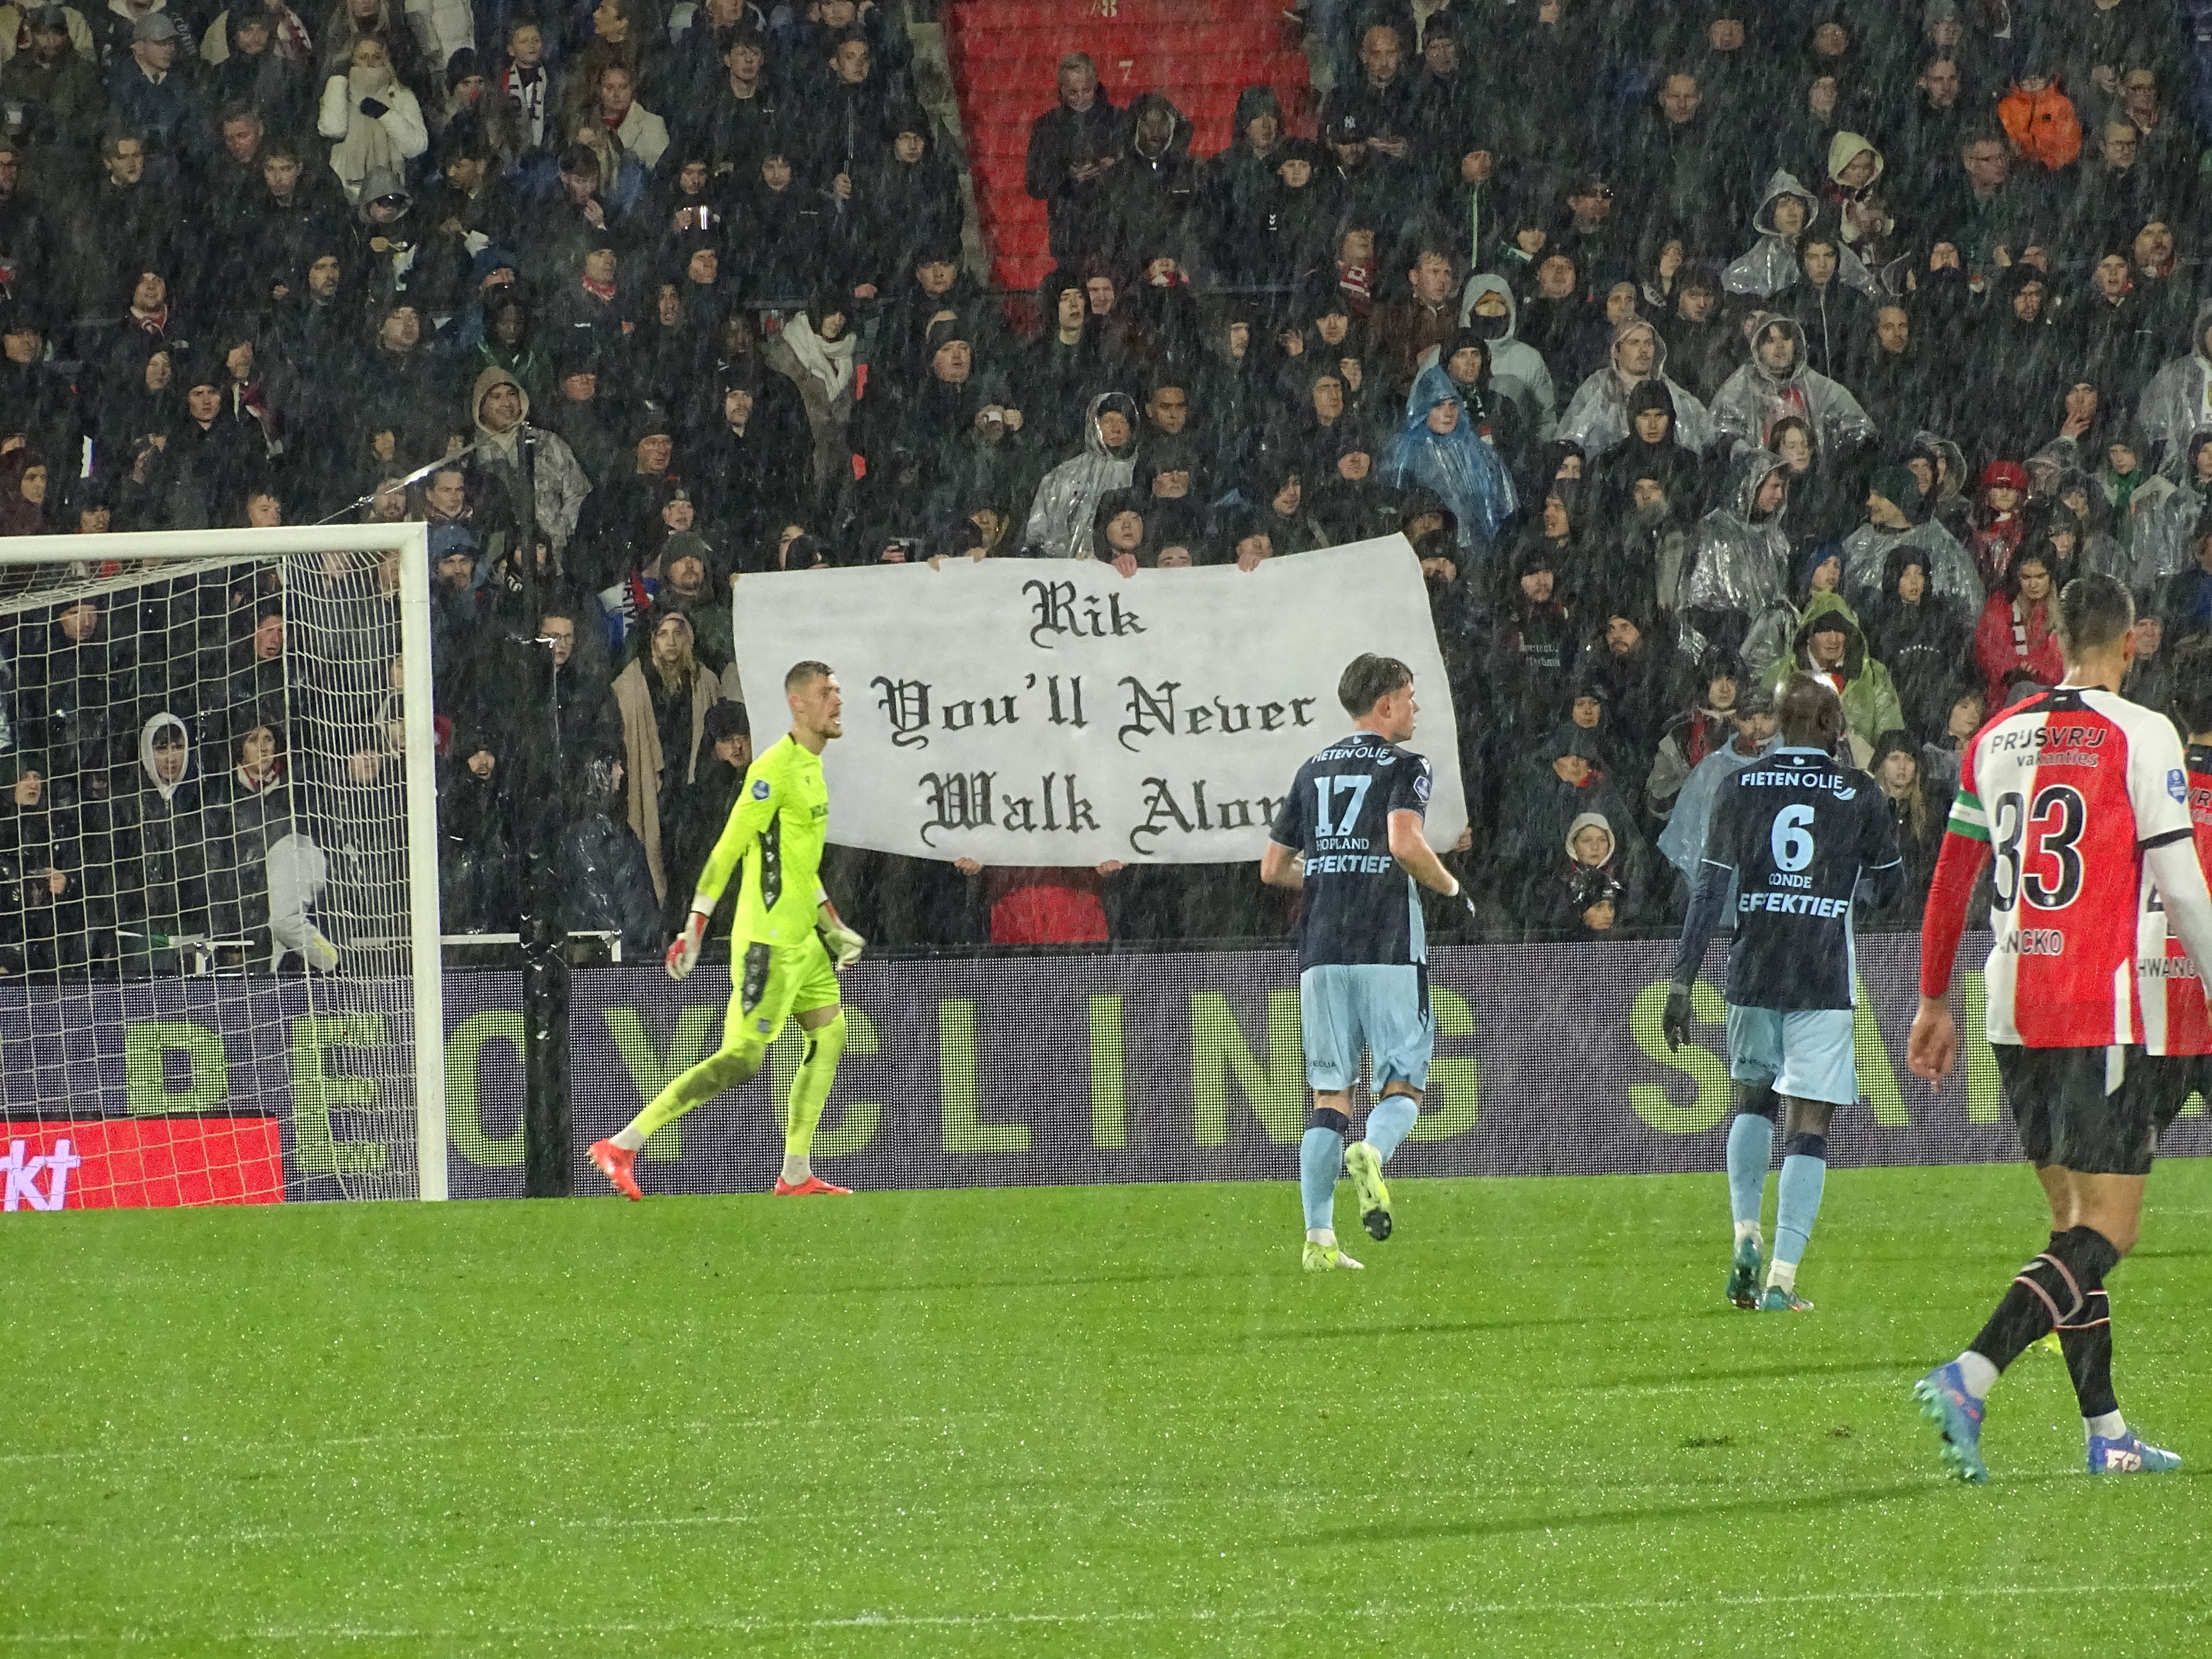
[1022,391,1138,559]
[1841,513,1979,621]
[469,364,591,556]
[1089,486,1153,566]
[1103,90,1198,257]
[1196,86,1294,283]
[1561,809,1616,868]
[1762,591,1904,763]
[1722,169,1876,299]
[1709,313,1875,460]
[1534,807,1636,931]
[1997,74,2084,171]
[1455,272,1557,437]
[1683,448,1793,667]
[1658,729,1779,880]
[1557,318,1717,457]
[853,116,964,287]
[1380,363,1519,556]
[1822,131,1894,260]
[114,709,216,943]
[1500,725,1647,905]
[1911,430,1974,541]
[560,756,665,951]
[2136,299,2212,475]
[1965,458,2034,588]
[1426,327,1537,486]
[1865,542,1974,740]
[1590,379,1704,524]
[2134,431,2212,588]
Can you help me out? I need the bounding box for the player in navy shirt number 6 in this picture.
[1263,655,1475,1272]
[1664,676,1904,1313]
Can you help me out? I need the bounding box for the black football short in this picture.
[1994,1044,2163,1177]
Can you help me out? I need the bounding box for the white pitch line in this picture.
[0,1412,1022,1467]
[2,1581,2203,1645]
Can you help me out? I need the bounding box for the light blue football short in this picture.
[1725,1004,1858,1107]
[1299,963,1435,1094]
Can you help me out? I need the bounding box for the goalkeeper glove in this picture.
[1441,871,1478,924]
[1661,981,1693,1052]
[817,902,864,969]
[666,903,710,981]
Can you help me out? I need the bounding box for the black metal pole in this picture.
[519,896,572,1197]
[519,637,572,1196]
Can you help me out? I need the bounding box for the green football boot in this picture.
[1726,1234,1762,1309]
[1301,1239,1365,1272]
[1344,1141,1392,1242]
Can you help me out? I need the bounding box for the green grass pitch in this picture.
[9,1164,2212,1656]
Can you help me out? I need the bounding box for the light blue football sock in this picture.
[1364,1092,1421,1162]
[1299,1126,1344,1232]
[1773,1146,1828,1271]
[1726,1112,1774,1232]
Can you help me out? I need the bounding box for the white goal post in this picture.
[0,523,447,1202]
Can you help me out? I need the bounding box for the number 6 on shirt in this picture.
[1771,804,1817,872]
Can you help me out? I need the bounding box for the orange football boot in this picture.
[588,1139,643,1201]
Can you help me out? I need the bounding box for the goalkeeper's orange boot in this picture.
[588,1138,643,1201]
[774,1175,853,1196]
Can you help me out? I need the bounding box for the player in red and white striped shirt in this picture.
[2136,662,2212,1066]
[1908,576,2212,1481]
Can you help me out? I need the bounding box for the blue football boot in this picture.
[2087,1432,2181,1475]
[1913,1361,1989,1484]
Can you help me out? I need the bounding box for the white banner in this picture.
[729,537,1468,864]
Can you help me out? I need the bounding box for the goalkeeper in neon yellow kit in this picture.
[588,662,866,1199]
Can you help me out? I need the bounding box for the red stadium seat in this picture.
[948,28,1284,67]
[942,0,1311,290]
[949,0,1264,25]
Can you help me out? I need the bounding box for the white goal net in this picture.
[0,525,445,1209]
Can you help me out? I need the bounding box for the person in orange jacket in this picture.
[1997,48,2084,173]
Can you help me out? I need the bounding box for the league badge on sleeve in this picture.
[2170,768,2188,803]
[752,778,772,800]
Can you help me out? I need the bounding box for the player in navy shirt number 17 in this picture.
[1263,655,1475,1272]
[1665,677,1904,1313]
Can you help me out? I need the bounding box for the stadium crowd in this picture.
[1,0,2211,967]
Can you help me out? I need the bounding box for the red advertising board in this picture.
[1,1121,285,1211]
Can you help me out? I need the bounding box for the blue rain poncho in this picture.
[1382,364,1519,555]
